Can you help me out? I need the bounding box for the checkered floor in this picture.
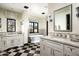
[0,43,40,56]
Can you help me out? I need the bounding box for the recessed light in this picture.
[42,12,45,14]
[24,6,29,9]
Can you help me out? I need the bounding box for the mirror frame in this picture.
[54,4,72,32]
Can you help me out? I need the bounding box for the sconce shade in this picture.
[49,15,51,18]
[76,7,79,11]
[76,13,79,17]
[50,19,52,22]
[76,7,79,17]
[49,15,52,22]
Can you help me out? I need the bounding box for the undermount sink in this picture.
[71,38,79,42]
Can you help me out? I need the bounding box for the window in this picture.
[29,22,39,33]
[7,18,16,32]
[0,18,1,28]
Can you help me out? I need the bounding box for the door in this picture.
[46,21,48,35]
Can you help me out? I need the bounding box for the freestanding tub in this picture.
[29,34,43,43]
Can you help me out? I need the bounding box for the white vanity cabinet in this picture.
[40,39,64,56]
[42,45,52,56]
[3,37,13,50]
[40,37,79,56]
[1,36,16,50]
[0,33,24,51]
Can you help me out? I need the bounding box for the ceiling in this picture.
[0,3,48,16]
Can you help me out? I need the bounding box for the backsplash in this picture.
[53,32,70,39]
[49,32,79,41]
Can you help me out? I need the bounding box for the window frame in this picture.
[29,21,39,33]
[7,18,16,32]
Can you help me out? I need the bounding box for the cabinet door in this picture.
[2,37,8,50]
[17,37,23,46]
[0,37,4,51]
[40,41,52,56]
[64,45,72,56]
[4,38,12,49]
[40,43,45,56]
[10,39,15,47]
[15,35,23,46]
[64,45,79,56]
[44,45,52,56]
[3,37,15,49]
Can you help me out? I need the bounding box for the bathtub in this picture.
[29,34,43,43]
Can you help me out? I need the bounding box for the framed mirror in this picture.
[54,4,72,32]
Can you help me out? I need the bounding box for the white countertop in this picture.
[41,36,79,48]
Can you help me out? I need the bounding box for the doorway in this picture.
[46,21,48,35]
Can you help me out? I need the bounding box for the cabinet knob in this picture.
[70,48,72,52]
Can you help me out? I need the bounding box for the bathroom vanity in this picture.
[40,4,77,56]
[40,33,79,56]
[0,32,24,51]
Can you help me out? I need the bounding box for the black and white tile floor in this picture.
[0,43,40,56]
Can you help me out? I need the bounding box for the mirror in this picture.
[54,4,72,32]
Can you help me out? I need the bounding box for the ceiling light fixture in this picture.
[42,12,45,14]
[24,6,29,9]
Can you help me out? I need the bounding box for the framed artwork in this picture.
[7,18,16,32]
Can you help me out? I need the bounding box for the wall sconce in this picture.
[49,15,51,18]
[50,19,53,22]
[76,7,79,17]
[49,15,53,22]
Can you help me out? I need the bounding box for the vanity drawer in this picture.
[64,45,79,56]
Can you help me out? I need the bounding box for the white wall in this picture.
[48,3,79,35]
[72,4,79,34]
[21,11,29,43]
[0,8,22,32]
[0,7,30,43]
